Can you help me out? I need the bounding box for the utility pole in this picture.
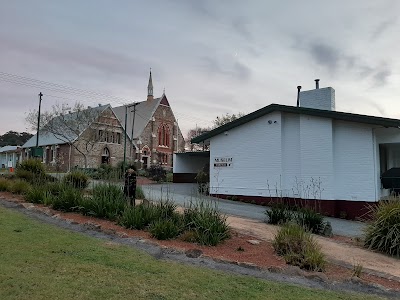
[130,103,139,160]
[122,105,128,175]
[33,92,43,159]
[36,92,43,148]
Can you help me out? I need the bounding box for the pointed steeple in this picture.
[147,68,154,101]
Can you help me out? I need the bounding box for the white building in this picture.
[175,82,400,219]
[0,146,21,169]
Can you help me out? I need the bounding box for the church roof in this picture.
[113,95,169,141]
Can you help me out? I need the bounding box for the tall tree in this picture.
[212,112,245,128]
[25,102,111,168]
[0,131,33,147]
[185,127,210,151]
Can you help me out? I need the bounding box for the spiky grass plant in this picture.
[273,223,326,271]
[364,198,400,257]
[84,184,127,220]
[0,178,10,192]
[183,201,230,246]
[265,204,292,225]
[150,218,183,240]
[294,207,325,234]
[10,179,32,195]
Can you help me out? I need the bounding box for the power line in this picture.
[0,71,214,128]
[0,72,129,103]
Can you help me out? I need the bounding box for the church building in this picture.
[113,71,185,170]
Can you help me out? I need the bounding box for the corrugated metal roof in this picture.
[113,97,161,140]
[0,146,20,153]
[192,103,400,143]
[23,104,110,148]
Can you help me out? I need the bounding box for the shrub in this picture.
[10,180,32,195]
[183,201,230,246]
[25,187,46,204]
[119,204,157,230]
[147,165,166,182]
[273,223,326,271]
[136,185,145,199]
[266,204,292,225]
[364,199,400,257]
[166,172,173,182]
[51,186,84,211]
[18,159,45,175]
[153,199,177,220]
[15,169,35,182]
[150,218,182,240]
[294,207,325,234]
[63,171,89,189]
[84,184,126,220]
[0,178,10,191]
[44,182,66,196]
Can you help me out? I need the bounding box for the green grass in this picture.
[0,206,383,300]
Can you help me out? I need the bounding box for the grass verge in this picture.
[0,205,383,300]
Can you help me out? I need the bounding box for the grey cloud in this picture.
[199,56,251,81]
[371,18,397,40]
[0,35,150,79]
[367,101,387,116]
[373,67,391,86]
[232,17,253,41]
[300,39,391,87]
[233,61,251,81]
[178,0,217,19]
[309,42,341,72]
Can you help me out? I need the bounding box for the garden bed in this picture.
[1,191,399,292]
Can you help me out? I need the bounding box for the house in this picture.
[0,146,22,169]
[22,104,129,171]
[113,71,185,170]
[174,81,400,219]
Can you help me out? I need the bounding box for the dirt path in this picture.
[227,216,400,280]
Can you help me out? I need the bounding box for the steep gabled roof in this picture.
[23,104,110,148]
[192,104,400,143]
[113,96,164,139]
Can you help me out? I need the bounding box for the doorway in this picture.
[101,147,110,164]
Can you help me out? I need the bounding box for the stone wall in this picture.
[138,102,185,170]
[71,107,129,169]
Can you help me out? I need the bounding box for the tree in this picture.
[212,112,245,128]
[185,127,210,151]
[25,102,109,169]
[0,131,33,147]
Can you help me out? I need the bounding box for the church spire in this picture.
[147,68,154,101]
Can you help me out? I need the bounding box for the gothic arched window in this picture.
[158,124,170,147]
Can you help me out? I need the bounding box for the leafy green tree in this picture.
[0,131,33,147]
[212,112,245,128]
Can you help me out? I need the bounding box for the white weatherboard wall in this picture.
[209,112,282,196]
[333,121,376,201]
[299,115,334,200]
[281,113,300,196]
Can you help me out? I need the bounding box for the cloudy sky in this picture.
[0,0,399,136]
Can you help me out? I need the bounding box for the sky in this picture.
[0,0,399,137]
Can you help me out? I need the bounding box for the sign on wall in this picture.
[213,157,233,168]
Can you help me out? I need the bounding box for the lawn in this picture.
[0,206,383,300]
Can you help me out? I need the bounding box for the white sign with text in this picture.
[213,157,233,168]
